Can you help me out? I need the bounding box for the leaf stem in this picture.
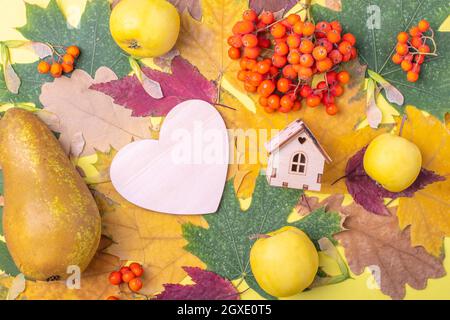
[398,113,408,137]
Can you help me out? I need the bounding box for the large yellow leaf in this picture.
[176,0,246,85]
[219,59,385,198]
[396,107,450,256]
[0,237,121,300]
[93,183,207,295]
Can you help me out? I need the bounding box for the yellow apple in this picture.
[249,226,319,297]
[110,0,180,58]
[363,133,422,192]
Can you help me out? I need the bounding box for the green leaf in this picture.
[0,0,130,107]
[182,175,343,299]
[0,242,19,277]
[312,0,450,120]
[0,170,3,236]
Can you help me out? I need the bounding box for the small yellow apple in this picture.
[363,133,422,192]
[110,0,180,58]
[249,226,319,297]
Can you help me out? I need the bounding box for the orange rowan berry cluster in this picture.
[392,19,436,82]
[227,9,357,114]
[106,262,144,300]
[37,45,80,78]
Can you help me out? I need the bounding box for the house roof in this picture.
[265,119,332,163]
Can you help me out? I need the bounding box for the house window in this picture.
[317,173,322,183]
[290,152,307,174]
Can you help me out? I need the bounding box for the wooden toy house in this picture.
[265,119,332,191]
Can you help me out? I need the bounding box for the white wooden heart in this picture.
[110,99,229,214]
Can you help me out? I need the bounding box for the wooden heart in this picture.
[110,100,229,214]
[298,137,307,144]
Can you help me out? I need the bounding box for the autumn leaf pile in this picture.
[0,0,449,300]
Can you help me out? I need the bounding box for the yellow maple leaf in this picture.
[396,107,450,256]
[176,0,246,86]
[0,237,121,300]
[219,59,385,198]
[93,183,207,295]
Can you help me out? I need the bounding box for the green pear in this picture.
[0,108,101,281]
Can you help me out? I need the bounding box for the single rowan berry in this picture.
[395,42,409,56]
[37,60,50,74]
[62,54,75,65]
[338,41,352,55]
[326,103,339,115]
[329,49,343,64]
[406,71,419,82]
[299,39,314,54]
[257,80,275,97]
[66,45,80,58]
[108,271,122,285]
[316,57,333,72]
[418,19,430,32]
[302,21,315,36]
[298,66,313,80]
[299,53,314,67]
[306,95,321,107]
[277,78,291,93]
[271,23,287,38]
[312,46,328,61]
[300,85,313,98]
[397,31,409,43]
[259,11,275,24]
[287,50,301,64]
[330,84,344,97]
[228,47,241,60]
[410,36,422,48]
[330,21,342,32]
[391,53,404,64]
[282,64,297,80]
[242,34,258,47]
[286,14,301,26]
[243,9,258,22]
[122,270,136,283]
[61,62,74,73]
[128,277,143,292]
[50,63,63,78]
[267,94,280,109]
[243,46,260,59]
[272,54,287,68]
[286,34,301,48]
[326,30,341,43]
[274,42,289,56]
[337,71,351,84]
[315,21,331,38]
[342,33,356,46]
[401,60,413,72]
[293,21,304,35]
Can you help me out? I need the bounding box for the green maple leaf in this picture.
[312,0,450,120]
[0,0,129,107]
[182,175,343,299]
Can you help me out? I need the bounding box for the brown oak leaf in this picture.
[336,204,446,300]
[39,67,152,156]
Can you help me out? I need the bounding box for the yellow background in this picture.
[0,0,449,300]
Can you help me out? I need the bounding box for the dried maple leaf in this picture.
[39,67,152,156]
[92,182,207,295]
[219,60,384,198]
[336,203,445,300]
[296,194,345,217]
[155,267,239,300]
[395,107,450,256]
[345,147,445,215]
[90,57,217,117]
[176,0,246,84]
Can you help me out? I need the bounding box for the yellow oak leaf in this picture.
[0,237,122,300]
[92,182,207,295]
[176,0,246,86]
[395,106,450,256]
[219,59,386,198]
